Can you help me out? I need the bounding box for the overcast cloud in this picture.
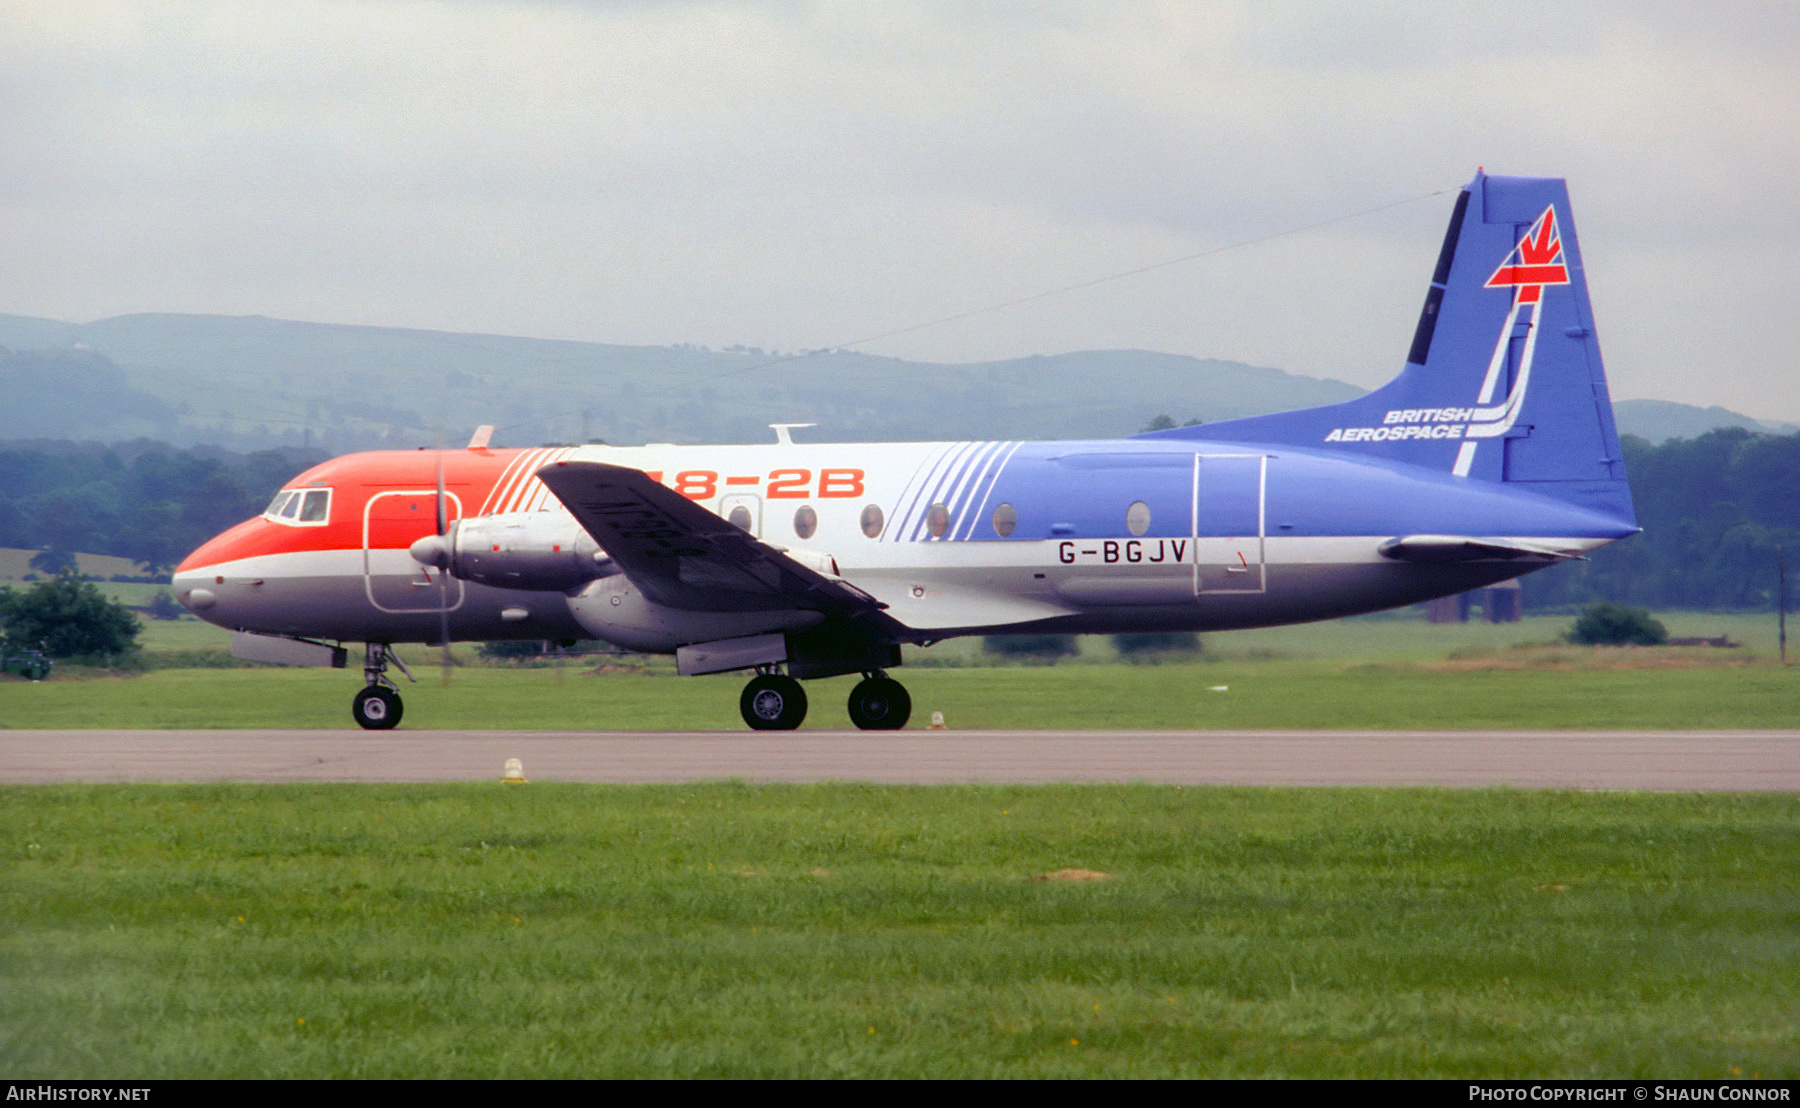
[5,0,1799,418]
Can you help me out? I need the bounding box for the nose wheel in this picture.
[352,685,403,730]
[352,642,411,730]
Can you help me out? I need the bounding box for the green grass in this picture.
[9,604,1799,733]
[3,656,1796,730]
[6,609,1794,1078]
[2,784,1794,1078]
[0,547,145,582]
[85,610,1800,666]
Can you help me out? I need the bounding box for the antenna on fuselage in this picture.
[770,423,815,445]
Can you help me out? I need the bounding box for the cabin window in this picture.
[992,502,1017,538]
[860,503,884,539]
[926,503,950,539]
[793,505,818,540]
[728,505,753,532]
[1126,500,1151,537]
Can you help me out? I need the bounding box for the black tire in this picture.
[847,676,911,731]
[740,674,807,731]
[352,685,403,730]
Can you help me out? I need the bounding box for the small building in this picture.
[1426,580,1522,623]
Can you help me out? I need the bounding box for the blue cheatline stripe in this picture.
[893,441,973,542]
[889,444,957,543]
[917,440,995,541]
[957,440,1023,541]
[944,440,1007,540]
[883,442,955,541]
[899,441,966,541]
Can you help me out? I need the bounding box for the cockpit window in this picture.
[297,489,330,522]
[265,487,332,526]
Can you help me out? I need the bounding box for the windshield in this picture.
[264,487,331,526]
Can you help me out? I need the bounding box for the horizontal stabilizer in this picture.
[1377,534,1582,564]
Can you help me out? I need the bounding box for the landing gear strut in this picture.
[352,643,412,730]
[740,669,807,731]
[847,672,911,731]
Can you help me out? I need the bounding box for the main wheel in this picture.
[847,676,911,730]
[740,674,807,731]
[352,685,403,730]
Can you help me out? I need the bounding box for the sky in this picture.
[6,0,1800,419]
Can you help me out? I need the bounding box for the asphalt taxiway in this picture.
[3,729,1796,790]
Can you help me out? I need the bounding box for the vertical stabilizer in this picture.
[1139,171,1634,525]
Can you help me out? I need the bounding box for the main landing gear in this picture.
[847,673,910,731]
[740,672,807,731]
[736,668,912,731]
[352,643,413,730]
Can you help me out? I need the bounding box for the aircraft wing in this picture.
[535,460,909,634]
[1377,535,1582,563]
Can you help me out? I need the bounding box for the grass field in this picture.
[3,653,1796,730]
[5,605,1794,1079]
[5,608,1797,731]
[116,608,1800,663]
[3,783,1795,1079]
[0,548,144,583]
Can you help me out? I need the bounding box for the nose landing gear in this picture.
[352,684,402,729]
[352,643,413,730]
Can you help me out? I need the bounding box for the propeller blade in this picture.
[436,435,451,684]
[435,442,448,536]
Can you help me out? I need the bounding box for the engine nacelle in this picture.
[410,512,614,592]
[564,574,823,653]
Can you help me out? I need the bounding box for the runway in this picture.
[3,729,1797,790]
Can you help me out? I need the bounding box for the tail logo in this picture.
[1319,204,1572,478]
[1485,206,1569,306]
[1451,205,1566,475]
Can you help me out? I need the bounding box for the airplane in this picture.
[172,170,1637,731]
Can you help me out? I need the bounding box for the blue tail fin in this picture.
[1138,171,1634,525]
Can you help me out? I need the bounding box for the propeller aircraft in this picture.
[173,171,1637,730]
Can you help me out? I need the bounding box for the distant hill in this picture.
[1610,399,1796,443]
[0,312,1362,450]
[0,310,1784,450]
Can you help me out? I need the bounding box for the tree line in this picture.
[1521,428,1799,611]
[0,440,327,576]
[0,428,1793,612]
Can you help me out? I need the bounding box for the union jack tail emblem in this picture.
[1485,206,1569,306]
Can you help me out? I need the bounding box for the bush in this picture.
[0,572,141,661]
[480,639,559,660]
[1567,602,1668,646]
[1112,631,1202,658]
[145,591,186,621]
[982,634,1080,662]
[478,639,607,664]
